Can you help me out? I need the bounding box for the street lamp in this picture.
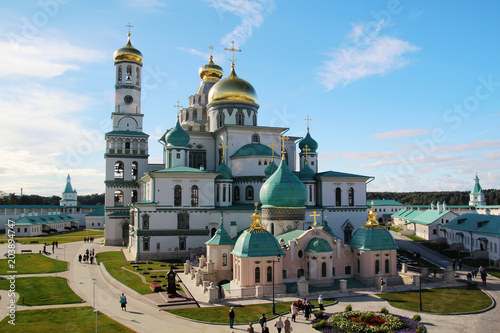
[92,278,98,333]
[272,253,281,315]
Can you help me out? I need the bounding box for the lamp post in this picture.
[272,253,281,315]
[418,258,422,311]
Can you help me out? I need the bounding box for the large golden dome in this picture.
[114,34,143,64]
[208,66,258,104]
[199,56,223,82]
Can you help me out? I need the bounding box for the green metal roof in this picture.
[394,209,456,225]
[470,175,484,195]
[108,211,130,217]
[206,222,235,246]
[349,225,398,251]
[443,213,500,237]
[260,158,307,208]
[391,209,423,219]
[154,166,212,173]
[230,143,280,158]
[316,171,370,178]
[321,221,338,238]
[215,162,232,180]
[15,214,78,226]
[279,229,306,244]
[298,163,315,181]
[264,160,278,178]
[231,228,285,257]
[86,206,104,217]
[165,119,190,147]
[106,130,149,136]
[63,175,77,194]
[298,131,318,153]
[367,199,404,207]
[305,238,333,253]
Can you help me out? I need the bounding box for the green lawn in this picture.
[404,234,426,241]
[0,277,82,306]
[0,253,68,274]
[377,286,491,314]
[166,298,335,324]
[398,249,439,269]
[390,226,402,232]
[419,242,450,251]
[0,229,104,244]
[486,269,500,279]
[0,306,135,332]
[96,250,125,263]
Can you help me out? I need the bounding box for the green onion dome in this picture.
[298,163,315,180]
[165,118,190,147]
[264,160,278,178]
[298,131,318,153]
[349,225,398,251]
[215,162,232,180]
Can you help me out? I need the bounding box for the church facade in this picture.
[104,35,376,263]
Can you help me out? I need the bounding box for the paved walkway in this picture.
[1,239,500,332]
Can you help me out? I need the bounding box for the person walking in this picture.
[262,322,269,333]
[229,307,235,329]
[259,313,267,330]
[318,294,324,311]
[290,302,297,322]
[78,254,82,263]
[379,277,385,292]
[458,260,462,271]
[304,301,311,320]
[275,316,284,333]
[120,293,127,311]
[284,317,293,333]
[246,322,254,333]
[481,270,487,286]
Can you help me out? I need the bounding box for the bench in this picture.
[21,250,32,253]
[150,282,161,292]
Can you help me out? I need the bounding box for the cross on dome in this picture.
[209,45,214,60]
[268,140,278,159]
[126,22,133,37]
[278,134,289,157]
[174,101,183,118]
[310,211,320,227]
[303,144,311,163]
[218,141,228,162]
[224,41,241,68]
[305,115,312,132]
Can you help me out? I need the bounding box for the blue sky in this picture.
[1,0,499,196]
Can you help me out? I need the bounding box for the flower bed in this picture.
[311,311,422,333]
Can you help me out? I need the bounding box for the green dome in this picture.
[299,132,318,153]
[260,158,307,208]
[305,238,334,253]
[349,225,398,251]
[206,222,234,246]
[231,228,284,257]
[165,119,190,147]
[298,163,315,180]
[322,221,337,238]
[264,160,278,178]
[231,143,279,158]
[215,162,232,180]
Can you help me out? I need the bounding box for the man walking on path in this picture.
[275,316,284,333]
[229,307,235,328]
[120,293,127,311]
[318,294,324,311]
[284,317,293,333]
[259,313,267,330]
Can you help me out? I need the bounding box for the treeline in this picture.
[368,190,500,206]
[0,193,105,206]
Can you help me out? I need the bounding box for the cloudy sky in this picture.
[1,0,499,196]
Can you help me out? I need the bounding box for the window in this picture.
[117,65,122,84]
[258,160,262,166]
[143,239,150,251]
[126,65,132,83]
[234,186,240,201]
[216,185,220,202]
[298,250,304,259]
[222,253,228,266]
[191,186,199,207]
[264,160,267,165]
[131,162,138,180]
[237,112,244,125]
[131,190,138,203]
[211,228,217,237]
[297,268,305,278]
[174,185,182,207]
[114,190,124,207]
[385,259,390,274]
[193,110,197,120]
[179,238,186,251]
[345,265,352,275]
[321,262,327,277]
[309,185,313,202]
[255,267,261,283]
[357,258,360,273]
[222,185,227,202]
[125,142,130,149]
[114,161,124,180]
[245,186,254,201]
[375,260,380,274]
[282,270,287,279]
[156,242,160,250]
[332,266,336,276]
[336,187,341,206]
[185,111,189,121]
[218,112,224,128]
[136,67,140,85]
[348,187,354,206]
[251,134,259,143]
[267,266,273,282]
[177,212,189,229]
[142,214,149,229]
[176,152,181,159]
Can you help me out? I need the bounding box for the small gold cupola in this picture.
[114,33,143,65]
[366,201,379,226]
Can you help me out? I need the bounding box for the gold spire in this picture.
[305,115,312,132]
[278,134,289,159]
[310,211,320,227]
[303,145,311,164]
[224,40,241,70]
[218,141,228,162]
[249,202,263,230]
[268,140,278,160]
[366,201,379,226]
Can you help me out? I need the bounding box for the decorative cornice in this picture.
[137,229,210,237]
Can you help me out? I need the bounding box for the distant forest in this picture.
[368,190,500,206]
[0,193,105,206]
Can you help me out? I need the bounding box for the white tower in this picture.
[104,32,149,246]
[469,174,486,207]
[60,174,77,207]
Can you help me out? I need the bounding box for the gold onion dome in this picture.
[114,34,143,64]
[208,66,258,104]
[199,56,223,82]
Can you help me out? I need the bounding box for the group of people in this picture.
[452,259,463,271]
[41,241,59,255]
[78,248,95,264]
[290,297,318,322]
[229,309,293,332]
[467,265,487,286]
[83,237,94,243]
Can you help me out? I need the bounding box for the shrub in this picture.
[314,310,324,319]
[380,307,389,314]
[312,319,326,330]
[412,314,422,322]
[359,312,374,323]
[345,304,352,312]
[416,324,425,333]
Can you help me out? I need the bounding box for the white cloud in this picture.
[127,0,167,11]
[0,37,104,79]
[372,128,432,140]
[205,0,275,47]
[318,22,420,90]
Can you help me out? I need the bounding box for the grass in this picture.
[0,306,135,332]
[404,235,426,241]
[0,277,82,306]
[398,249,439,269]
[0,253,68,274]
[486,269,500,278]
[166,298,335,324]
[419,242,449,251]
[377,286,492,314]
[0,229,104,244]
[96,250,125,263]
[390,226,402,232]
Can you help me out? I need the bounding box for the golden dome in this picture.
[199,56,223,82]
[208,66,258,104]
[114,34,143,64]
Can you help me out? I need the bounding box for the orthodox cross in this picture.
[268,140,278,159]
[310,211,320,227]
[278,134,289,155]
[225,41,241,67]
[209,45,214,60]
[303,144,311,164]
[174,101,183,118]
[305,115,312,131]
[219,141,228,162]
[126,22,133,36]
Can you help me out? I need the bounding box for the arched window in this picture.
[193,110,197,120]
[348,187,354,206]
[117,65,122,84]
[126,65,132,83]
[345,265,352,275]
[271,223,275,235]
[375,260,380,274]
[297,268,305,278]
[253,114,257,126]
[385,259,390,274]
[245,186,254,201]
[114,161,124,180]
[218,112,224,128]
[174,185,182,207]
[258,160,262,166]
[216,184,220,202]
[179,238,186,250]
[255,267,260,283]
[222,253,228,266]
[335,187,342,206]
[131,162,138,180]
[143,239,149,251]
[357,258,361,273]
[234,186,240,201]
[237,112,244,125]
[332,266,336,276]
[125,142,130,150]
[223,185,227,202]
[131,190,138,203]
[267,266,273,282]
[114,190,123,207]
[321,262,327,277]
[251,134,259,143]
[264,160,268,165]
[136,67,140,85]
[142,214,149,229]
[191,186,199,207]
